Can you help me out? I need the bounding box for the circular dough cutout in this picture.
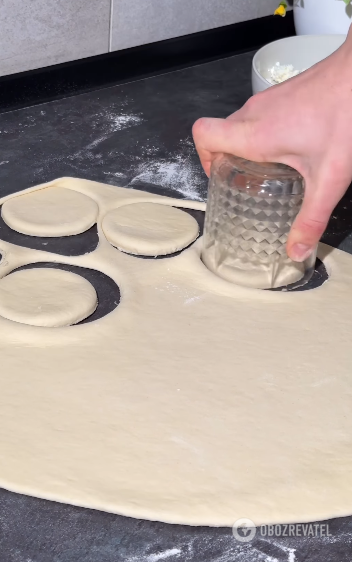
[2,187,98,237]
[102,203,199,256]
[0,268,97,327]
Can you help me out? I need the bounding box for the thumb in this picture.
[287,174,348,262]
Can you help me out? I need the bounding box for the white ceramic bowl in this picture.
[252,34,346,95]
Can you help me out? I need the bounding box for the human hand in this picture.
[193,30,352,262]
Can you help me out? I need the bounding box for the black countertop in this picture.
[0,50,352,562]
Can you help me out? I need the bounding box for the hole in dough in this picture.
[1,187,98,237]
[102,202,200,257]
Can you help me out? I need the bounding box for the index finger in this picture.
[192,117,254,177]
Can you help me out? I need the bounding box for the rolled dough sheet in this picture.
[1,186,98,237]
[102,202,199,256]
[0,177,351,527]
[0,268,97,327]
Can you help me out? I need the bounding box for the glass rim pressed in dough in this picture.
[204,153,313,290]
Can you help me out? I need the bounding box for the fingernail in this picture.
[291,243,313,262]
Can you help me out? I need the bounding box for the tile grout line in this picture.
[108,0,114,52]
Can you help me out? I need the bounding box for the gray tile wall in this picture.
[0,0,111,77]
[0,0,281,77]
[110,0,281,51]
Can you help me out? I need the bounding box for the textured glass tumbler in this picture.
[202,154,317,290]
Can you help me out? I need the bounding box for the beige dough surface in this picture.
[0,177,352,527]
[1,186,98,237]
[102,202,199,255]
[0,268,97,327]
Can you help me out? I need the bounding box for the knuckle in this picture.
[243,120,265,159]
[243,94,260,113]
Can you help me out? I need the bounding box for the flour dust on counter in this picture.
[0,75,209,202]
[3,102,205,202]
[121,532,310,562]
[63,103,145,169]
[122,535,296,562]
[129,152,205,201]
[107,112,144,132]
